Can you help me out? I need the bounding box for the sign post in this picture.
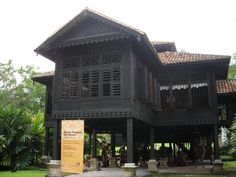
[61,120,84,173]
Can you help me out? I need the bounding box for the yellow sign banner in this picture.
[61,120,84,173]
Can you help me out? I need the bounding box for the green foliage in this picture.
[230,116,236,146]
[0,135,5,152]
[0,105,32,170]
[0,60,46,170]
[224,160,236,168]
[229,116,236,159]
[96,133,111,144]
[0,60,46,114]
[30,112,45,166]
[228,54,236,79]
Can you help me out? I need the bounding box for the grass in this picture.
[220,155,234,161]
[153,175,225,177]
[0,170,47,177]
[223,160,236,168]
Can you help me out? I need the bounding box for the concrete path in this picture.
[158,165,213,174]
[66,168,152,177]
[66,165,215,177]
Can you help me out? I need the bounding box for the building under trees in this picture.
[33,9,236,166]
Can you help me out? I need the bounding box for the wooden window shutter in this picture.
[112,68,121,96]
[61,72,70,99]
[91,70,99,97]
[102,70,111,96]
[81,71,89,97]
[70,71,78,98]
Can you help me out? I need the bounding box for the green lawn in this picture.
[224,160,236,168]
[0,170,47,177]
[153,176,225,177]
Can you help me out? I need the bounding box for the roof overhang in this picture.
[34,8,161,65]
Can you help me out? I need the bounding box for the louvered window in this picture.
[191,82,209,108]
[172,84,188,109]
[70,71,78,97]
[160,86,171,110]
[91,70,99,97]
[81,71,89,97]
[102,70,111,96]
[61,72,70,99]
[112,68,121,96]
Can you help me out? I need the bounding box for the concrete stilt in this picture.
[46,160,62,177]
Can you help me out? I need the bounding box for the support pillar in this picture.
[44,127,49,156]
[149,126,155,159]
[92,128,96,158]
[88,131,92,155]
[147,126,158,172]
[111,132,116,157]
[47,120,61,177]
[173,143,176,158]
[52,120,59,160]
[127,118,133,163]
[213,125,220,159]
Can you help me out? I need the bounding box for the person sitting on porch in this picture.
[119,144,127,166]
[101,141,109,167]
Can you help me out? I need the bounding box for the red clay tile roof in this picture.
[158,52,230,65]
[216,79,236,94]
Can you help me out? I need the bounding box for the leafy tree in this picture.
[0,60,46,170]
[30,112,45,166]
[0,105,33,171]
[228,54,236,79]
[230,116,236,159]
[0,60,46,114]
[0,135,5,152]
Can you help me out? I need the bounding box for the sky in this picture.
[0,0,235,72]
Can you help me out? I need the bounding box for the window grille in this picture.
[63,58,79,68]
[81,71,89,97]
[191,82,209,108]
[102,70,111,96]
[61,72,70,98]
[70,71,78,97]
[102,53,121,64]
[82,55,99,67]
[172,84,188,109]
[91,70,99,97]
[112,68,121,96]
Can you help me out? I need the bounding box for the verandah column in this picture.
[44,127,49,156]
[88,131,92,155]
[127,117,133,163]
[213,124,220,159]
[52,120,60,160]
[111,132,116,157]
[149,126,155,159]
[92,128,96,158]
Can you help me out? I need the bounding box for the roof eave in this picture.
[163,57,231,67]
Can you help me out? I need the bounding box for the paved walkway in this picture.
[158,165,213,174]
[66,165,216,177]
[67,168,152,177]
